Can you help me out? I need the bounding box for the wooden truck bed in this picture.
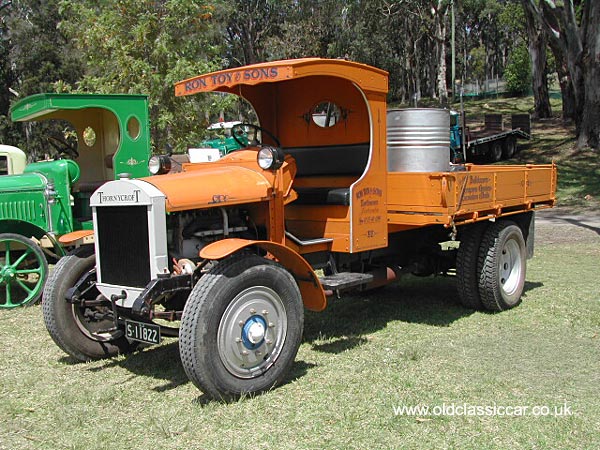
[387,163,557,228]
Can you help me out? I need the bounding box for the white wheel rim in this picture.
[499,237,522,296]
[218,286,287,379]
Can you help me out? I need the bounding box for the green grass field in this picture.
[1,95,599,449]
[1,224,599,449]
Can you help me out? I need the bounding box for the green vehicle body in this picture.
[0,93,151,307]
[199,121,248,155]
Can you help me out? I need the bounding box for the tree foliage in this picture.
[504,43,531,95]
[0,0,83,157]
[57,0,227,152]
[1,0,598,154]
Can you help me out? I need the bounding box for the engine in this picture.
[166,207,257,263]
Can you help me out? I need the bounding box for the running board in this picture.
[319,272,374,290]
[285,231,333,247]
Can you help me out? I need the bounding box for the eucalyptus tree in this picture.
[521,1,551,118]
[522,0,599,149]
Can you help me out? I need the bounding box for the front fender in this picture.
[200,238,327,312]
[0,220,47,239]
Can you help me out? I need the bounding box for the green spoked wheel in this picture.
[0,233,48,308]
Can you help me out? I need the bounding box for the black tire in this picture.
[488,141,503,162]
[502,136,516,159]
[477,221,526,311]
[42,246,137,361]
[179,254,304,400]
[456,223,485,310]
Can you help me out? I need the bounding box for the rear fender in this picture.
[200,238,327,312]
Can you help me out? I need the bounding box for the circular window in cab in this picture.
[312,102,342,128]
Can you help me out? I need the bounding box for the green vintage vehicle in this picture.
[0,93,151,308]
[198,120,249,155]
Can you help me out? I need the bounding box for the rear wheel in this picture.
[0,233,48,308]
[456,224,485,310]
[477,221,526,311]
[502,136,516,159]
[488,141,503,162]
[42,246,137,361]
[179,254,304,400]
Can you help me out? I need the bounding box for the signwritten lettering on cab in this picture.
[184,67,283,93]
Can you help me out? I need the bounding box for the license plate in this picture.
[125,320,161,345]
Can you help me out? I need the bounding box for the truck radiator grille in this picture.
[96,205,151,288]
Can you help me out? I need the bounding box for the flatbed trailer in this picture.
[452,111,531,162]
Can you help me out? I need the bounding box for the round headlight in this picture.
[149,155,171,175]
[257,146,284,170]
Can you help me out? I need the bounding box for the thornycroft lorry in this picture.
[43,59,556,400]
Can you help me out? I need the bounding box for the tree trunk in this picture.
[522,1,552,119]
[548,38,577,120]
[433,1,448,105]
[436,23,448,104]
[539,1,585,129]
[528,0,598,149]
[578,0,600,149]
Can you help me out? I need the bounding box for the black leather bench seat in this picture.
[285,143,369,177]
[293,187,351,206]
[285,143,368,206]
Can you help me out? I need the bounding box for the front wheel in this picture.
[0,233,48,308]
[42,246,137,361]
[179,254,304,400]
[478,221,526,311]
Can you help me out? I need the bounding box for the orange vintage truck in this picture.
[43,58,556,399]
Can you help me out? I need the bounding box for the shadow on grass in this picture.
[563,218,600,236]
[54,276,546,396]
[191,360,317,406]
[304,275,474,353]
[523,281,544,296]
[66,341,190,392]
[61,340,318,398]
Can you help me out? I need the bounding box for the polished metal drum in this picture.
[387,108,450,172]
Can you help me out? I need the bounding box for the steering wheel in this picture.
[231,123,281,148]
[47,136,79,159]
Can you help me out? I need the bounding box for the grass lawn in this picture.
[1,225,599,449]
[1,95,598,449]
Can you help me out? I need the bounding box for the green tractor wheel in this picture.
[0,233,48,308]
